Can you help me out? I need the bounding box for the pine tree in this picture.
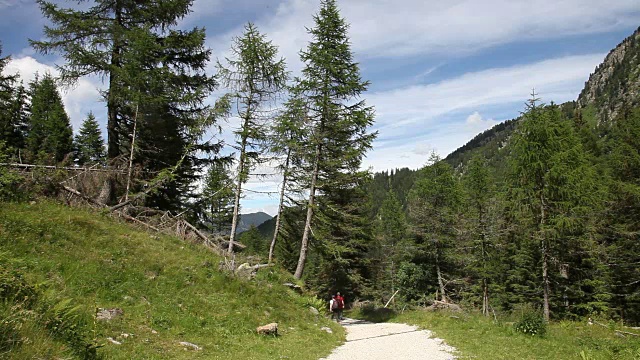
[407,153,462,302]
[75,112,105,165]
[268,84,309,263]
[26,73,73,164]
[198,162,235,235]
[32,0,201,159]
[32,0,220,210]
[217,23,287,253]
[603,107,640,324]
[509,94,599,321]
[294,0,377,280]
[462,154,502,315]
[0,45,24,154]
[371,188,409,302]
[239,225,267,254]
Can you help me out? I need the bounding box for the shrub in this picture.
[0,142,25,201]
[514,309,547,336]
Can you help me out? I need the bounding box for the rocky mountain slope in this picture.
[578,26,640,123]
[445,26,640,169]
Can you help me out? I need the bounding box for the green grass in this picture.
[351,308,640,359]
[0,201,344,359]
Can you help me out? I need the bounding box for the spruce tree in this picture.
[371,188,409,301]
[294,0,377,280]
[268,84,309,263]
[462,154,502,315]
[603,107,640,323]
[75,112,105,165]
[26,73,73,164]
[32,0,220,210]
[32,0,201,159]
[509,95,599,321]
[407,153,462,302]
[198,162,235,235]
[0,45,23,154]
[217,23,287,253]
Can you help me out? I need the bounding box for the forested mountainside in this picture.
[351,27,640,324]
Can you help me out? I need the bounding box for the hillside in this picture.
[0,202,343,359]
[237,212,273,234]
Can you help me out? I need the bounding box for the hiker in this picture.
[329,295,338,321]
[336,292,345,320]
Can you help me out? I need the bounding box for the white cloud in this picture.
[342,0,640,57]
[466,111,498,131]
[361,53,606,171]
[209,0,640,69]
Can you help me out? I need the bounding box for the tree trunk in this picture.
[125,104,138,201]
[482,279,489,316]
[542,239,550,321]
[107,2,122,159]
[294,143,320,280]
[228,131,248,253]
[540,193,550,322]
[435,248,447,302]
[268,148,291,263]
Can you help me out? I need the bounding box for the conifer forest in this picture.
[1,0,640,331]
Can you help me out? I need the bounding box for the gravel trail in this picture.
[320,318,457,360]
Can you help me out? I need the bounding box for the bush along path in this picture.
[320,318,456,360]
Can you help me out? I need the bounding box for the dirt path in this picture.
[320,318,457,360]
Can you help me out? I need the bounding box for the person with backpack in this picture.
[335,292,345,320]
[329,295,338,321]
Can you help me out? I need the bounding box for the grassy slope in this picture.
[352,309,640,360]
[0,201,343,359]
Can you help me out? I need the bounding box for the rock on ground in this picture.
[320,318,456,360]
[256,322,278,335]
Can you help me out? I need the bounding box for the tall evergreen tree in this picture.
[268,84,309,263]
[294,0,377,280]
[603,107,640,324]
[32,0,220,210]
[462,154,502,315]
[217,23,287,253]
[32,0,200,159]
[0,45,24,154]
[75,112,105,165]
[26,73,73,164]
[509,95,599,321]
[198,162,235,235]
[370,188,409,301]
[407,153,462,302]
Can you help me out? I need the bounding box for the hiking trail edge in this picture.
[320,318,457,360]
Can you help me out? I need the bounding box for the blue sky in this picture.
[1,0,639,215]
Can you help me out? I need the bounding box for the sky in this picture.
[1,0,639,215]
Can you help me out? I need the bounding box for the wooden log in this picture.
[61,185,106,208]
[0,162,125,173]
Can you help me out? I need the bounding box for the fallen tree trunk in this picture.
[0,162,126,173]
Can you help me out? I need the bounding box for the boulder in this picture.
[320,326,333,334]
[96,308,123,321]
[283,282,303,294]
[425,300,463,313]
[179,341,202,351]
[256,322,278,336]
